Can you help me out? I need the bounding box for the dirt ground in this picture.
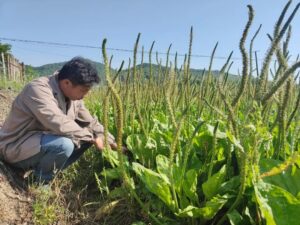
[0,88,15,125]
[0,89,33,225]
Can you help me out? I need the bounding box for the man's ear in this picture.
[63,79,72,87]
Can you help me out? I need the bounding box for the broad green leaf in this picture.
[150,130,170,156]
[227,210,243,225]
[172,162,183,193]
[193,126,229,162]
[254,180,300,225]
[183,123,195,139]
[156,154,170,175]
[132,162,174,210]
[194,132,213,152]
[101,168,121,180]
[178,194,190,210]
[124,119,141,134]
[176,195,227,219]
[202,165,226,199]
[153,112,168,125]
[102,148,120,167]
[150,118,173,156]
[156,154,171,184]
[206,124,227,139]
[188,151,203,172]
[260,158,300,196]
[101,148,129,172]
[254,183,277,225]
[182,169,199,203]
[218,176,240,196]
[226,131,244,152]
[126,135,157,166]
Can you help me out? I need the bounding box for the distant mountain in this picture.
[120,63,238,82]
[26,61,239,82]
[27,60,106,80]
[31,62,66,75]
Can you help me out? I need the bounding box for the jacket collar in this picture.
[49,72,68,114]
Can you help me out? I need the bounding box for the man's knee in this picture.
[41,135,74,158]
[57,137,74,157]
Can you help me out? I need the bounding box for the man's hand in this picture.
[93,136,105,150]
[92,136,117,151]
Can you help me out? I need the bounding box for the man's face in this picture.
[60,79,91,100]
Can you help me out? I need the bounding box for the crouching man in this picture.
[0,57,116,183]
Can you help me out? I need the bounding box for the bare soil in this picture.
[0,88,15,125]
[0,89,34,225]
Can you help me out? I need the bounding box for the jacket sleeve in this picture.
[76,101,116,145]
[22,83,94,147]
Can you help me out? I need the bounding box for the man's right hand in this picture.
[93,136,105,151]
[93,136,118,151]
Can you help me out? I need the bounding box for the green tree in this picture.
[25,65,38,80]
[0,42,11,54]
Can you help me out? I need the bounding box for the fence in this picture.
[0,53,25,81]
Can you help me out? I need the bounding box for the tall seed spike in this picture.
[232,5,254,108]
[257,2,300,100]
[132,33,147,135]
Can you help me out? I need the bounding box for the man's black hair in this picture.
[58,57,100,86]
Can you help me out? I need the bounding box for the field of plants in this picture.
[74,2,300,225]
[11,2,299,225]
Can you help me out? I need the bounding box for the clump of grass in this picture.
[30,180,67,225]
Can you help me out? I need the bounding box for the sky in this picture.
[0,0,300,74]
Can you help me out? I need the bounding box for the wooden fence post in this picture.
[1,53,6,78]
[12,57,15,81]
[21,62,25,81]
[1,54,25,82]
[7,54,11,80]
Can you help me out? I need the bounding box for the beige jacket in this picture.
[0,74,114,163]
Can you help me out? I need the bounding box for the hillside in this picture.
[120,63,239,82]
[26,60,106,80]
[27,61,239,82]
